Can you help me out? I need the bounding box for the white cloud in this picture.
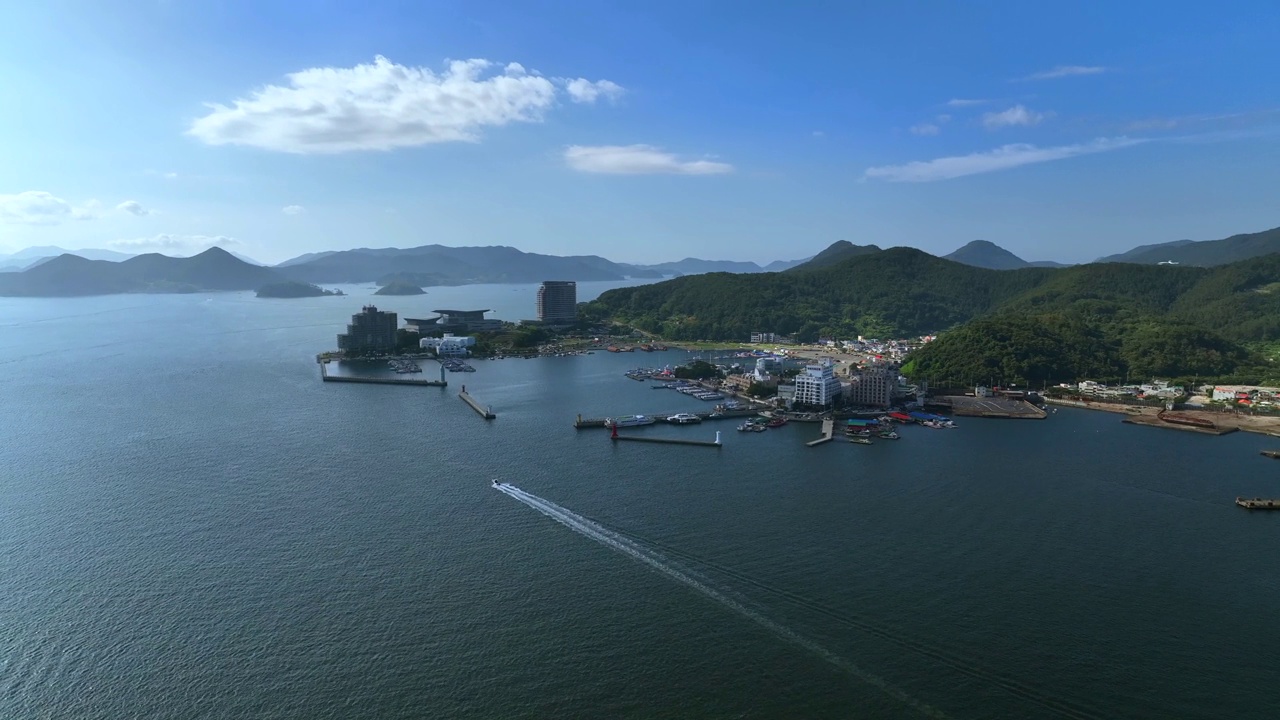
[117,200,157,216]
[164,172,178,180]
[110,234,239,253]
[0,191,98,224]
[564,145,733,175]
[909,123,940,136]
[188,55,622,154]
[946,98,988,107]
[982,105,1049,129]
[863,137,1146,183]
[1021,65,1107,81]
[936,114,952,124]
[564,78,624,104]
[282,205,305,215]
[812,130,825,137]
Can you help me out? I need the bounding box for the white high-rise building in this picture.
[793,360,842,407]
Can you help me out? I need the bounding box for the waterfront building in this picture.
[793,360,842,407]
[847,366,896,408]
[536,281,577,323]
[751,332,777,343]
[419,333,476,356]
[406,309,504,334]
[337,305,398,353]
[776,383,796,407]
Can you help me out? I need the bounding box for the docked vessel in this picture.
[1236,497,1280,510]
[605,415,655,428]
[877,430,900,440]
[667,413,702,425]
[849,437,872,445]
[1261,451,1280,459]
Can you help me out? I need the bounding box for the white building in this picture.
[753,356,781,381]
[793,360,842,407]
[847,366,895,408]
[419,333,476,356]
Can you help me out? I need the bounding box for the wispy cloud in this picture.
[982,105,1049,129]
[188,56,622,154]
[564,145,733,175]
[282,205,305,215]
[946,98,988,107]
[863,136,1145,183]
[117,200,157,216]
[1020,65,1107,81]
[109,234,239,253]
[0,191,98,224]
[909,123,940,136]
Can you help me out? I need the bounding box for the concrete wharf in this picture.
[459,386,496,419]
[610,427,722,448]
[805,418,836,447]
[319,360,447,387]
[575,408,759,429]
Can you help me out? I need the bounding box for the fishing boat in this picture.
[766,417,787,428]
[849,437,872,445]
[877,430,900,440]
[1236,497,1280,510]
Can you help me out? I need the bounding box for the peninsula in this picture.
[256,280,344,298]
[374,280,426,296]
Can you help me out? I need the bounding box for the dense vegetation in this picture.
[587,246,1280,385]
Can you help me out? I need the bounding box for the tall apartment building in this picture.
[793,360,843,407]
[536,281,577,323]
[847,366,896,408]
[337,305,399,353]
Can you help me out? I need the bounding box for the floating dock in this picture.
[459,387,496,419]
[610,425,721,448]
[575,408,759,429]
[320,360,446,387]
[1236,497,1280,510]
[806,418,835,447]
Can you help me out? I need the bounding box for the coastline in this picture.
[1045,397,1280,437]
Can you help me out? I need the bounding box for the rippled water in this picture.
[1,285,1277,719]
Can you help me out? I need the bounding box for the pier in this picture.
[930,396,1046,419]
[610,425,722,448]
[805,418,836,447]
[575,408,759,429]
[320,360,447,387]
[459,386,496,419]
[1236,497,1280,510]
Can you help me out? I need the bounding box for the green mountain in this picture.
[1095,226,1280,267]
[374,280,427,296]
[585,246,1280,384]
[256,280,344,298]
[0,247,282,296]
[786,240,882,272]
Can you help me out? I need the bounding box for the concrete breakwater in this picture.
[460,387,496,419]
[575,408,759,429]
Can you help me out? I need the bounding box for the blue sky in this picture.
[1,1,1278,265]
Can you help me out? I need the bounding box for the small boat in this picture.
[667,413,703,425]
[877,431,900,440]
[766,417,787,428]
[1236,497,1280,510]
[737,422,751,432]
[849,437,872,445]
[1261,451,1280,460]
[492,479,500,487]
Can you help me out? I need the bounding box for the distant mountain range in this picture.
[0,248,279,296]
[2,225,1278,297]
[1094,226,1280,266]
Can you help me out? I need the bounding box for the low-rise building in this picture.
[419,333,476,356]
[406,309,503,334]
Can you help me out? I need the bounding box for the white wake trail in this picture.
[495,483,951,720]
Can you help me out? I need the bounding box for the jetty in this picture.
[575,408,758,429]
[459,386,496,419]
[806,418,836,447]
[1236,497,1280,510]
[610,425,721,448]
[319,360,447,387]
[1122,410,1237,436]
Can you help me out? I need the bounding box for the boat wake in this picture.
[494,482,951,719]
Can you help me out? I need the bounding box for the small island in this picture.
[256,281,345,298]
[374,280,427,296]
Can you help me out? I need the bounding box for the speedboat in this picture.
[492,479,501,487]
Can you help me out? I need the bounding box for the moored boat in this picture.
[605,414,655,428]
[849,437,872,445]
[1236,497,1280,509]
[667,413,702,425]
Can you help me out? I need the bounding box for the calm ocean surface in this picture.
[1,281,1278,719]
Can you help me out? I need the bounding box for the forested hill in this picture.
[585,249,1280,384]
[582,247,1053,340]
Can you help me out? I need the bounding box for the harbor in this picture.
[805,418,835,447]
[610,425,722,448]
